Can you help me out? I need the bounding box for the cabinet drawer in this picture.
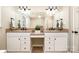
[44,37,54,52]
[20,33,30,37]
[21,41,30,46]
[45,33,54,37]
[45,37,54,41]
[7,33,30,37]
[45,40,54,46]
[44,45,54,51]
[21,45,31,51]
[20,37,30,41]
[55,33,68,37]
[21,41,30,51]
[7,33,20,37]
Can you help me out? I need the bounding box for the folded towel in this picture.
[0,50,7,53]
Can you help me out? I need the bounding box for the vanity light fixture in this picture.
[45,6,59,16]
[48,6,58,11]
[18,6,31,15]
[18,6,31,11]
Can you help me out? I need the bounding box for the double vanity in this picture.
[6,29,68,53]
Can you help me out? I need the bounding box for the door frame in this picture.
[69,6,79,52]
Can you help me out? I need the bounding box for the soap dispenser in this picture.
[9,18,15,29]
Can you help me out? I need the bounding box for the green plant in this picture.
[35,25,40,30]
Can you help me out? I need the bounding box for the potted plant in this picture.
[35,25,40,33]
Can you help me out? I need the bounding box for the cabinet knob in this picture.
[24,47,26,49]
[49,47,50,49]
[55,38,56,40]
[49,42,50,44]
[24,38,26,40]
[49,38,50,40]
[24,42,26,44]
[18,38,20,40]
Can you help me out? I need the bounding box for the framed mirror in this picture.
[30,12,45,28]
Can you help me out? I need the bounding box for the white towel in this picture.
[0,50,7,53]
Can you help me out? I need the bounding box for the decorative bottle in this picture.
[60,18,63,30]
[18,20,21,29]
[56,20,59,29]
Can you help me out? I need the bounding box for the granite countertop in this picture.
[44,29,69,33]
[6,28,69,33]
[6,29,32,33]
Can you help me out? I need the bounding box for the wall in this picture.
[0,6,17,49]
[0,6,69,49]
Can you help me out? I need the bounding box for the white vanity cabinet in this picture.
[7,32,68,53]
[7,33,31,52]
[44,33,68,52]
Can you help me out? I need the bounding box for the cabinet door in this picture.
[7,36,20,51]
[55,36,67,51]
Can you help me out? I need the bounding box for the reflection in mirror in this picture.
[15,6,63,30]
[30,12,45,28]
[15,6,31,29]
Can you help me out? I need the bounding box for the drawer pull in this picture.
[24,38,26,40]
[49,47,50,49]
[55,38,56,40]
[72,31,78,34]
[49,42,50,44]
[24,42,26,44]
[24,47,26,49]
[18,38,20,40]
[49,38,50,40]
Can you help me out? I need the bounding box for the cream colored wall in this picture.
[0,6,17,49]
[0,6,69,49]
